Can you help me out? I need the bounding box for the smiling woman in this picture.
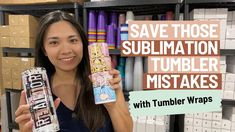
[43,20,83,72]
[15,10,133,132]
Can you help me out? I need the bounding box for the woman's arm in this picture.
[104,69,133,132]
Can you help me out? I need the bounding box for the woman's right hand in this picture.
[15,91,33,132]
[15,91,61,132]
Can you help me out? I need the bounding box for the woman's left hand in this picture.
[103,69,123,109]
[109,69,122,91]
[104,69,133,132]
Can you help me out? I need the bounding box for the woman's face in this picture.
[43,20,83,72]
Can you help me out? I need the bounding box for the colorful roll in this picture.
[97,10,106,42]
[21,67,60,132]
[88,43,116,104]
[88,43,109,59]
[88,10,97,44]
[90,57,112,74]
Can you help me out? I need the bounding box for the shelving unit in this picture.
[83,0,182,32]
[222,99,235,106]
[83,1,183,132]
[0,2,83,25]
[2,47,120,56]
[184,0,235,20]
[0,2,83,132]
[5,89,21,132]
[1,1,235,132]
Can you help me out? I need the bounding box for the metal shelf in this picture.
[0,3,82,23]
[2,47,121,55]
[184,0,235,20]
[109,49,120,55]
[222,99,235,106]
[220,49,235,55]
[186,0,235,4]
[2,47,34,54]
[0,3,80,11]
[83,0,181,16]
[5,88,22,132]
[84,0,181,8]
[83,0,182,32]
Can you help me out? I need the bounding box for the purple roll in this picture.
[116,27,121,49]
[97,10,106,42]
[106,25,115,49]
[110,12,117,29]
[88,10,97,44]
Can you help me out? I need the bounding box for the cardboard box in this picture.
[220,40,225,49]
[205,9,217,19]
[227,21,232,29]
[231,121,235,130]
[211,129,221,132]
[222,74,226,82]
[202,128,211,132]
[0,26,10,37]
[2,57,11,68]
[220,56,226,65]
[21,58,31,70]
[146,120,155,132]
[224,82,235,91]
[136,119,146,132]
[11,57,21,68]
[1,37,10,47]
[232,114,235,121]
[185,113,194,118]
[228,11,233,21]
[9,26,18,37]
[216,8,228,19]
[9,37,17,47]
[12,79,22,90]
[223,91,234,99]
[194,113,203,119]
[225,73,235,82]
[194,119,203,127]
[11,68,21,80]
[190,9,205,20]
[232,21,235,29]
[9,15,19,26]
[220,20,227,40]
[17,37,35,48]
[221,119,231,130]
[2,67,11,79]
[2,77,12,89]
[225,40,235,49]
[226,28,235,39]
[220,64,226,73]
[232,11,235,21]
[18,26,37,37]
[193,126,202,132]
[203,120,212,128]
[212,121,221,129]
[30,58,35,67]
[212,112,222,121]
[203,113,213,120]
[221,130,230,132]
[184,126,193,132]
[18,15,38,27]
[184,118,193,126]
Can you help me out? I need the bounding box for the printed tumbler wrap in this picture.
[21,67,60,132]
[88,43,116,104]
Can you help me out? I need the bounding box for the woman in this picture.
[15,10,133,132]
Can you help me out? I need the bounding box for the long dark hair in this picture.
[35,10,107,131]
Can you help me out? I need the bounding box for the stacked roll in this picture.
[88,43,116,104]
